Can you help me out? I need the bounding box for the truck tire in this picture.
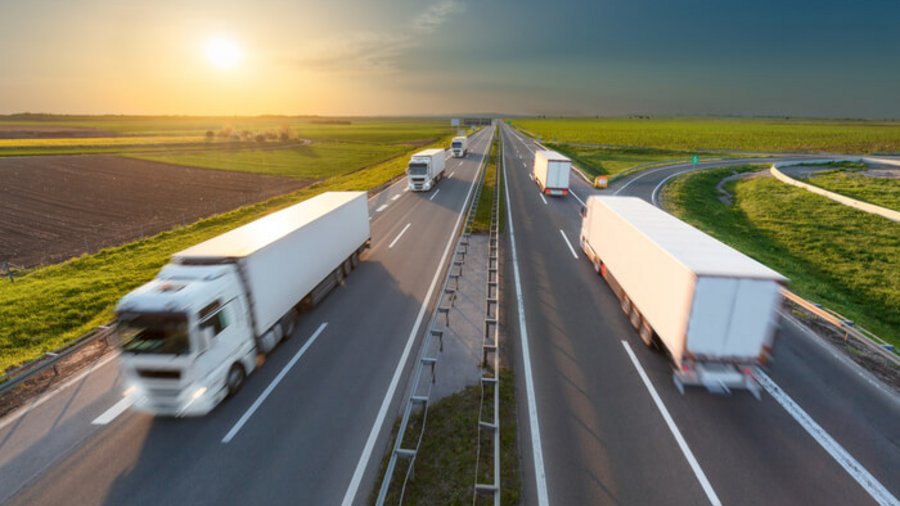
[351,252,360,269]
[342,258,352,277]
[629,305,642,330]
[226,364,246,397]
[592,258,601,275]
[621,295,631,316]
[639,320,654,347]
[335,266,345,285]
[281,310,298,339]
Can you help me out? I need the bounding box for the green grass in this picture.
[800,170,900,211]
[549,143,700,178]
[127,142,407,179]
[512,117,900,153]
[0,136,450,373]
[374,369,520,505]
[663,167,900,348]
[472,133,499,233]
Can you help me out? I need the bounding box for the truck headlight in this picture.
[192,386,208,400]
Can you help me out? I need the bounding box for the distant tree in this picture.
[205,130,215,142]
[279,125,292,142]
[241,130,252,141]
[255,133,266,143]
[265,132,278,141]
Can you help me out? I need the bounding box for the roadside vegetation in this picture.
[663,167,900,348]
[799,169,900,211]
[472,133,501,233]
[546,143,732,179]
[512,117,900,153]
[374,369,520,505]
[0,134,451,373]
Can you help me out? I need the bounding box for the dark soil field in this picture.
[0,125,117,139]
[0,155,308,268]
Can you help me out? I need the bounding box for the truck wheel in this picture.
[592,258,601,275]
[629,306,642,330]
[226,364,246,397]
[639,320,654,347]
[342,258,352,277]
[621,296,631,315]
[351,252,360,269]
[335,266,345,285]
[281,310,298,339]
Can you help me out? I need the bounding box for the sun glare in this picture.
[205,36,242,70]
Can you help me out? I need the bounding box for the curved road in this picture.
[501,123,900,506]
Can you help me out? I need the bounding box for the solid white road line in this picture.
[428,189,441,201]
[391,194,401,201]
[388,223,412,249]
[341,129,494,506]
[570,189,586,207]
[559,229,579,259]
[375,204,388,213]
[222,322,328,443]
[91,395,134,425]
[503,149,550,506]
[539,193,548,205]
[651,169,694,207]
[403,187,409,192]
[614,163,689,196]
[755,369,899,506]
[448,171,455,179]
[622,341,722,506]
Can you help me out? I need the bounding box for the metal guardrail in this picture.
[781,289,899,367]
[376,126,495,505]
[473,135,502,505]
[0,324,117,396]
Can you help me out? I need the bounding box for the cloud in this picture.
[297,0,465,75]
[413,0,465,34]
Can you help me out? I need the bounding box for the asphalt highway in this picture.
[500,122,900,506]
[0,127,494,505]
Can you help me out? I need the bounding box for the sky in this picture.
[1,0,898,118]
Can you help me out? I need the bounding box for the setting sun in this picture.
[205,36,242,70]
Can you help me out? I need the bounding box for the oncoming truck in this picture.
[407,148,446,191]
[579,196,787,397]
[115,192,370,416]
[532,150,571,196]
[451,136,468,157]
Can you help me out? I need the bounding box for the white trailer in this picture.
[407,148,446,191]
[451,136,468,158]
[532,150,571,196]
[116,192,370,416]
[579,196,787,397]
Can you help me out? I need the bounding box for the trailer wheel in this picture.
[281,311,298,340]
[592,258,601,275]
[226,364,246,397]
[629,305,642,330]
[639,320,654,347]
[351,252,360,269]
[342,258,352,277]
[335,266,345,285]
[620,295,631,315]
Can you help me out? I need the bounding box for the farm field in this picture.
[512,117,900,153]
[129,142,407,179]
[799,168,900,211]
[663,166,900,348]
[0,155,307,269]
[0,129,451,373]
[547,144,707,178]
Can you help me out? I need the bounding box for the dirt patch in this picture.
[0,125,118,139]
[0,155,308,268]
[715,169,766,205]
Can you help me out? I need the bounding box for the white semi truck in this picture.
[406,148,446,191]
[532,150,571,196]
[451,136,468,158]
[579,196,787,396]
[115,192,370,416]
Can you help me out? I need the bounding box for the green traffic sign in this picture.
[691,154,699,165]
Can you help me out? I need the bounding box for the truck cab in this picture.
[406,148,445,191]
[116,264,257,416]
[451,136,468,158]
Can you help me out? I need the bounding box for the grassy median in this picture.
[471,133,501,234]
[663,167,900,348]
[799,169,900,211]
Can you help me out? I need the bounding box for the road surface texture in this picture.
[0,127,494,505]
[501,122,899,506]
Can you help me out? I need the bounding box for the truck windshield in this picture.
[452,142,462,148]
[408,162,429,176]
[118,313,190,355]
